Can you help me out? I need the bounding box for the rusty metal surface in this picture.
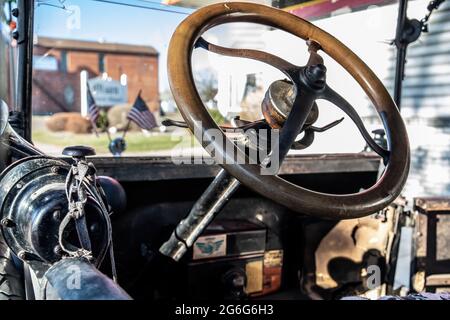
[413,196,450,292]
[415,197,450,212]
[261,80,319,129]
[304,204,399,299]
[426,274,450,287]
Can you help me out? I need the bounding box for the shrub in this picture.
[208,108,226,125]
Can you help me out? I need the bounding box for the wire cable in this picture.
[88,0,191,15]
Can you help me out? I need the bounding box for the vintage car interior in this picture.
[0,0,448,302]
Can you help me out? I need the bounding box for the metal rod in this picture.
[15,0,35,141]
[44,258,131,300]
[4,123,44,157]
[159,169,240,261]
[394,46,407,109]
[393,0,409,109]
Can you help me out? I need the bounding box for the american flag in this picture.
[87,85,100,125]
[127,93,157,130]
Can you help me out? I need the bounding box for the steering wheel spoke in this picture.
[272,91,317,165]
[195,37,299,79]
[306,40,324,66]
[320,85,390,163]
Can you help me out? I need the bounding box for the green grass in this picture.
[32,129,198,154]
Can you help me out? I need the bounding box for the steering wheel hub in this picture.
[262,79,319,129]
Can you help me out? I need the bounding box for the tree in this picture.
[195,70,218,108]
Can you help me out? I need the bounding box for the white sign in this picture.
[88,77,128,107]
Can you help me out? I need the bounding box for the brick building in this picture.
[32,37,159,114]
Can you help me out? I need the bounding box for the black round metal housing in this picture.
[0,156,108,270]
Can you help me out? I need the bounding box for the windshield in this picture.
[28,0,428,159]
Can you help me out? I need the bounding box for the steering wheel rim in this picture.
[168,2,410,219]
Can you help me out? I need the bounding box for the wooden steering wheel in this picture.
[167,2,410,219]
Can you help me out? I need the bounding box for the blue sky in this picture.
[34,0,194,91]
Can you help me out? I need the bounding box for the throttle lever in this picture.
[161,119,188,128]
[162,118,269,132]
[308,117,344,132]
[291,117,344,150]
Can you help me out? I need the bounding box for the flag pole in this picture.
[92,121,99,138]
[122,120,131,139]
[86,81,100,138]
[122,89,142,139]
[105,126,112,143]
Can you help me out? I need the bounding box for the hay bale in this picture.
[65,116,92,134]
[46,113,69,132]
[107,103,131,131]
[46,113,92,134]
